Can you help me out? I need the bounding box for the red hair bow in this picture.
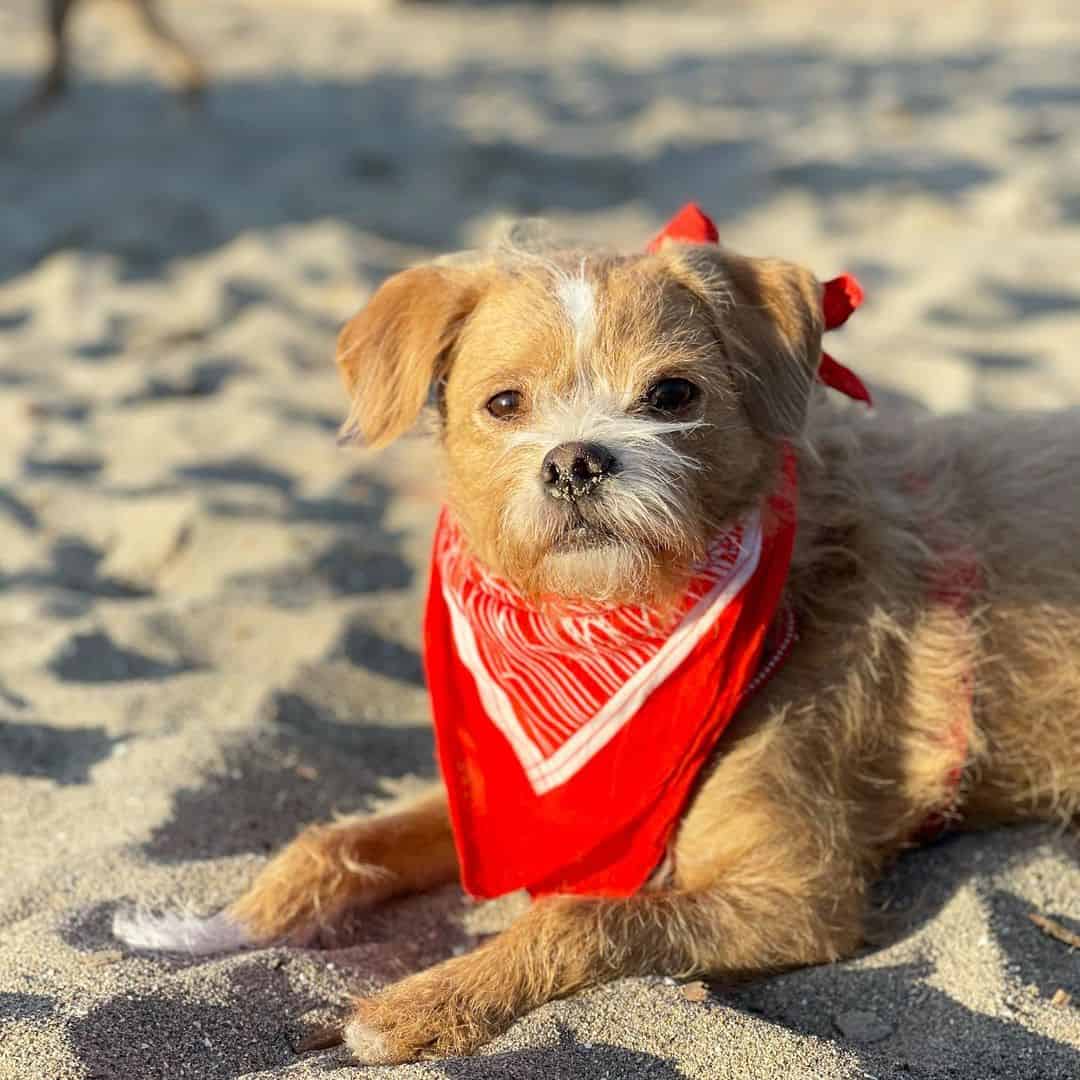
[648,203,872,407]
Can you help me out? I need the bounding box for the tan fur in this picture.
[338,266,489,449]
[222,238,1080,1063]
[230,788,457,946]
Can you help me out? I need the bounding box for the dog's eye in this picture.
[486,389,523,419]
[644,378,699,415]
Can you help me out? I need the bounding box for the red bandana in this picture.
[423,205,868,899]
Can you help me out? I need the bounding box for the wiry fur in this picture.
[116,233,1080,1064]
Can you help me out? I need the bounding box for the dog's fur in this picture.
[115,233,1080,1064]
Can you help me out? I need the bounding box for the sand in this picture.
[1,1,1079,1077]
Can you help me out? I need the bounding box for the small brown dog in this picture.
[15,0,204,123]
[116,226,1080,1064]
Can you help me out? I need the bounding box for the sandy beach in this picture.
[1,1,1079,1076]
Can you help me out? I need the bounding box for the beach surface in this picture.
[1,1,1079,1077]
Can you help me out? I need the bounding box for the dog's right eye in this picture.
[644,377,699,415]
[486,390,523,419]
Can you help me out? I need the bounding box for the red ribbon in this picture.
[645,202,719,251]
[649,203,872,407]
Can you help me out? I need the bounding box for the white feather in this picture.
[112,907,252,955]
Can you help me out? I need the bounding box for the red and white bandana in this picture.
[423,205,868,899]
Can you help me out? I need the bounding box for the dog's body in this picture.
[115,235,1080,1064]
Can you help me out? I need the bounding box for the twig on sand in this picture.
[293,1023,345,1054]
[1029,912,1080,950]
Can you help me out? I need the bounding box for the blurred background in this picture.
[1,2,1078,1078]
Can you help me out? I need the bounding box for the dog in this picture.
[14,0,205,124]
[115,219,1080,1064]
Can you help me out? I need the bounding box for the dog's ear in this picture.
[336,267,487,448]
[663,246,823,438]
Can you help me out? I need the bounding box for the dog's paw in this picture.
[343,960,512,1063]
[112,907,252,954]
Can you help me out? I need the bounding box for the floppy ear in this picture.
[664,246,824,438]
[336,266,486,448]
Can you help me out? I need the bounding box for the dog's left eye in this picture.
[486,389,523,419]
[644,378,699,415]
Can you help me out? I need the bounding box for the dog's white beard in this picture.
[539,542,650,600]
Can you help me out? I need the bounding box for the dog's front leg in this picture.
[344,879,862,1063]
[123,0,207,102]
[228,785,458,946]
[114,786,457,952]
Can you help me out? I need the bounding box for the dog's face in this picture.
[337,241,823,605]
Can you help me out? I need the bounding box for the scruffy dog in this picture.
[15,0,204,124]
[116,223,1080,1064]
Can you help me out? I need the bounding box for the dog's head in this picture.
[336,239,822,605]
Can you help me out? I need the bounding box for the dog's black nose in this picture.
[541,441,617,500]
